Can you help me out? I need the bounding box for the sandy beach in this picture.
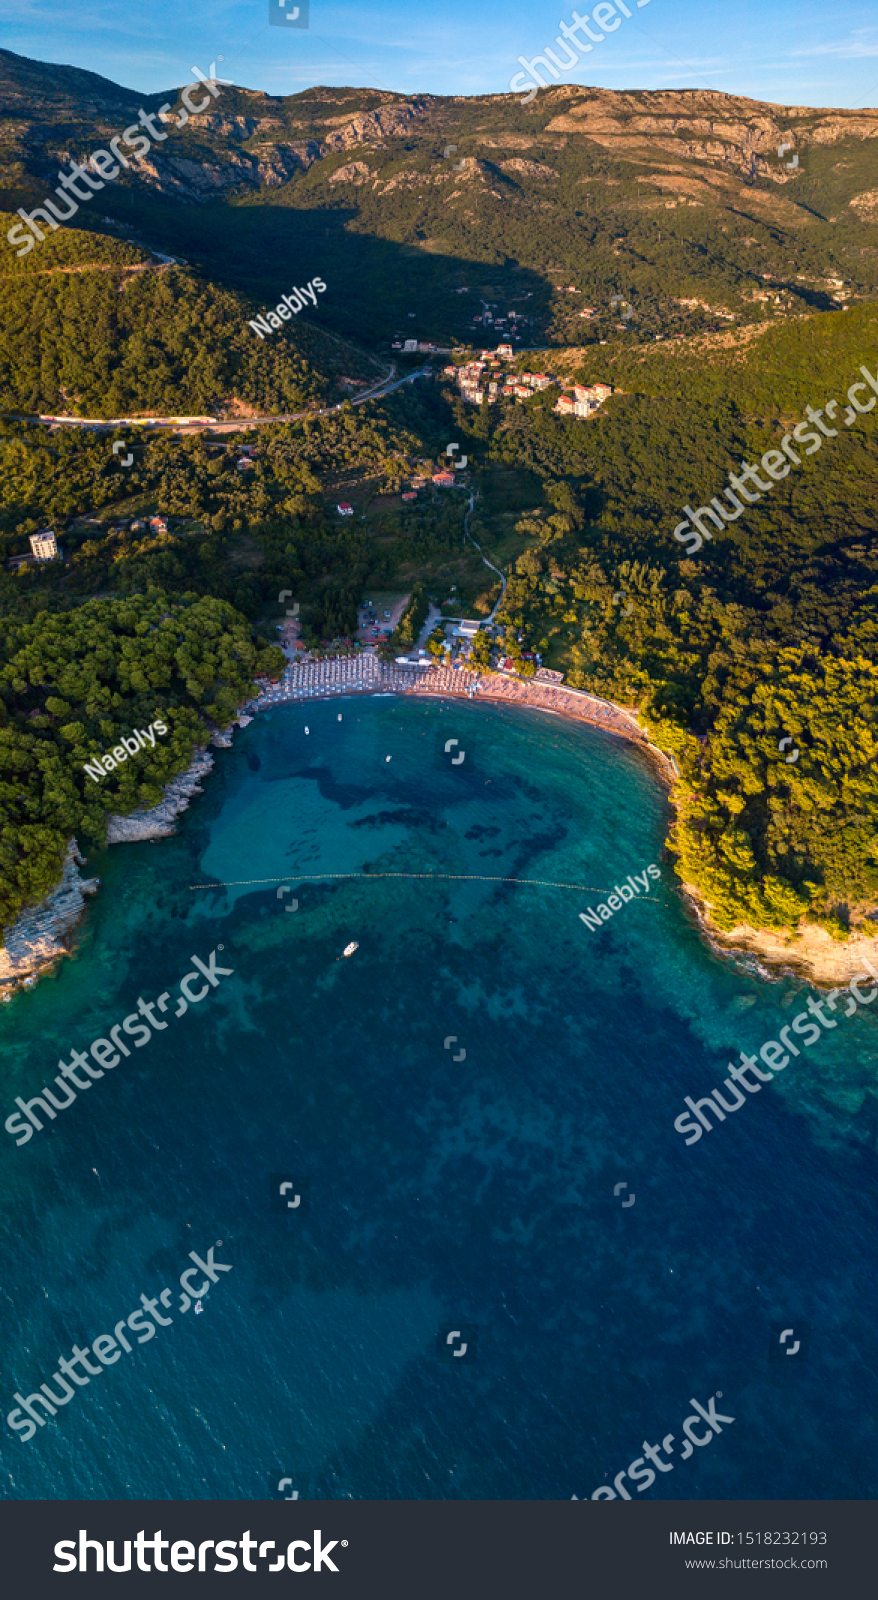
[246,656,677,779]
[247,659,878,986]
[9,659,863,997]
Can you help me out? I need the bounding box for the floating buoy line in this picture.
[189,870,661,900]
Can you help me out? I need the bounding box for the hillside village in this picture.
[442,350,613,416]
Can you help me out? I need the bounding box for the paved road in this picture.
[12,361,432,439]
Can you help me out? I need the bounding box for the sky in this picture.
[4,0,878,108]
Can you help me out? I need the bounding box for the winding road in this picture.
[11,361,432,441]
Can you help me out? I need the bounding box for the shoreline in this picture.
[0,843,99,1000]
[247,655,665,758]
[684,886,878,988]
[247,660,878,985]
[1,661,861,993]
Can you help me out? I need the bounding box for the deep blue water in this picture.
[1,695,876,1500]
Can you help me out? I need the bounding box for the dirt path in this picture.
[462,489,507,622]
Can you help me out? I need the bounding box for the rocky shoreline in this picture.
[105,747,215,843]
[0,738,229,995]
[0,843,99,1000]
[686,891,878,987]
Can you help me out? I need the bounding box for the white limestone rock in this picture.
[105,749,215,843]
[0,842,99,994]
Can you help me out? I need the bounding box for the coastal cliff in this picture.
[104,748,215,843]
[0,843,99,998]
[0,745,226,993]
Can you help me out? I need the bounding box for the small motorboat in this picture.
[194,1300,203,1315]
[342,941,359,958]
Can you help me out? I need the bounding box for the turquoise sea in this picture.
[1,695,876,1500]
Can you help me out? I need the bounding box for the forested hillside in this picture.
[471,302,878,934]
[4,51,878,353]
[0,228,331,416]
[0,594,283,929]
[0,46,877,952]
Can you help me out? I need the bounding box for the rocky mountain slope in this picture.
[3,52,878,351]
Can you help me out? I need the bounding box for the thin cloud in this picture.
[792,40,878,60]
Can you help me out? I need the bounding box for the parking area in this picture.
[355,591,410,646]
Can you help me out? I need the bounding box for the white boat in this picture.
[342,941,359,957]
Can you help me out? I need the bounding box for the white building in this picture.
[29,530,58,561]
[575,382,612,403]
